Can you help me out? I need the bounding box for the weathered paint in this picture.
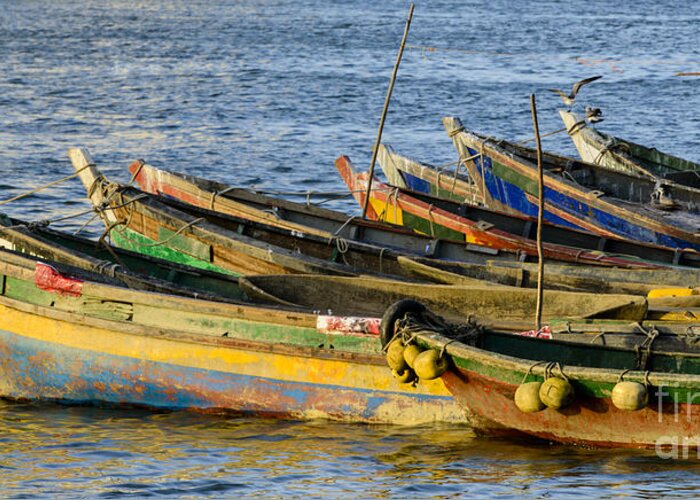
[34,262,84,296]
[443,117,700,251]
[316,315,381,336]
[0,298,467,424]
[561,110,700,180]
[110,227,238,276]
[335,155,662,269]
[418,330,700,448]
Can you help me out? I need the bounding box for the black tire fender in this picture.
[380,299,427,348]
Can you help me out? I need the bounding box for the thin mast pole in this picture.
[530,94,545,329]
[361,3,415,219]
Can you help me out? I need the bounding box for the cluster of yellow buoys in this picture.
[514,378,574,413]
[514,377,648,413]
[386,338,448,383]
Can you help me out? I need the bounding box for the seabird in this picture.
[585,106,603,123]
[548,75,603,108]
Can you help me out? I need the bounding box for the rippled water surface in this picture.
[1,0,700,496]
[3,402,700,498]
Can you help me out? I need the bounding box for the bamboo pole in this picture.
[530,94,545,329]
[361,3,415,219]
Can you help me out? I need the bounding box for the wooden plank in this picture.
[157,226,212,262]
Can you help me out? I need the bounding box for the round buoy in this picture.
[386,339,407,372]
[379,299,427,348]
[392,368,416,384]
[413,349,449,380]
[403,344,424,369]
[539,377,574,410]
[611,381,648,411]
[514,381,545,413]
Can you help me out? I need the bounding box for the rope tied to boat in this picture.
[127,160,146,185]
[520,360,551,384]
[447,125,465,138]
[0,164,93,208]
[394,307,484,349]
[633,324,660,370]
[113,217,206,249]
[377,187,400,225]
[427,204,435,238]
[378,247,388,274]
[209,186,238,210]
[92,260,122,278]
[332,216,357,237]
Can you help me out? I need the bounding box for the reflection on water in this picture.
[2,400,699,497]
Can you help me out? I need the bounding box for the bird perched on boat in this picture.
[548,75,603,108]
[585,106,603,123]
[651,181,678,210]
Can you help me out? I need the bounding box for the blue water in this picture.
[1,0,700,496]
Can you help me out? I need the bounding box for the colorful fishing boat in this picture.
[385,300,700,447]
[69,148,427,279]
[1,214,696,425]
[128,160,677,274]
[0,240,469,424]
[442,117,700,250]
[336,155,679,269]
[560,110,700,191]
[377,144,700,267]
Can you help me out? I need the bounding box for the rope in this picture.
[617,368,632,383]
[427,204,436,238]
[521,360,550,384]
[447,125,465,138]
[333,216,358,237]
[209,186,238,210]
[516,126,568,145]
[73,211,101,235]
[128,161,145,185]
[394,307,484,349]
[378,247,388,274]
[112,217,206,249]
[0,165,92,207]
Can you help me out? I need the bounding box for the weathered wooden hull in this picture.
[239,274,650,325]
[561,110,700,190]
[69,148,422,280]
[416,328,700,447]
[336,155,668,269]
[0,248,466,424]
[398,255,699,295]
[0,300,464,424]
[443,117,700,251]
[377,145,700,268]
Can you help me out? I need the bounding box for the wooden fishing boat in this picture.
[69,148,429,280]
[397,255,699,295]
[391,301,700,447]
[560,110,700,190]
[336,155,684,270]
[129,161,684,283]
[239,274,650,327]
[0,213,248,303]
[91,148,638,284]
[0,243,469,424]
[443,117,700,251]
[377,144,700,267]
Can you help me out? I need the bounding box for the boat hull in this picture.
[0,300,466,425]
[442,117,700,251]
[442,367,700,449]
